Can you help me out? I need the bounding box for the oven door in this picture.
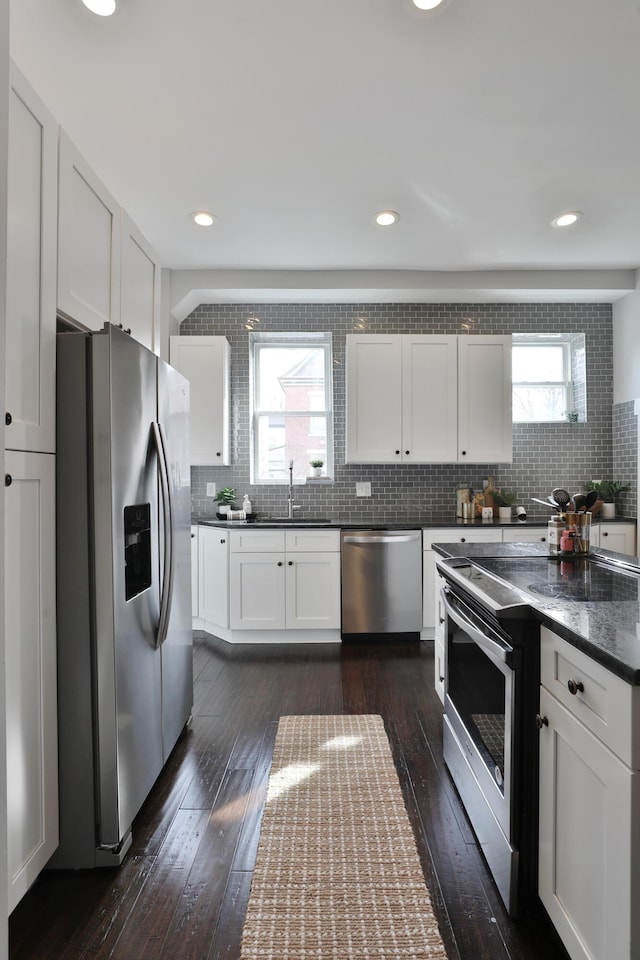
[441,583,521,912]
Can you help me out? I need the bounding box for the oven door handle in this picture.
[441,588,513,668]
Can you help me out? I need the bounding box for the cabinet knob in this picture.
[535,714,549,729]
[4,474,12,487]
[277,561,283,566]
[603,531,608,537]
[220,539,226,544]
[461,450,467,456]
[5,412,12,425]
[288,560,293,566]
[405,450,410,455]
[439,616,445,625]
[190,533,195,538]
[460,537,466,543]
[567,678,584,696]
[216,451,222,457]
[395,449,400,455]
[439,675,445,683]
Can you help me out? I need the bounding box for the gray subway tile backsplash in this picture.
[181,302,637,524]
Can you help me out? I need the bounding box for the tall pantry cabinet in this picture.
[4,66,58,912]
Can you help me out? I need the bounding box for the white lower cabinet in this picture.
[191,526,198,617]
[229,529,340,633]
[422,527,502,636]
[198,526,229,630]
[4,451,58,912]
[502,526,548,544]
[591,521,636,556]
[538,628,640,960]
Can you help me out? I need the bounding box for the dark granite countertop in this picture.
[433,541,640,685]
[194,516,635,530]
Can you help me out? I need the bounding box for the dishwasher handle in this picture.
[342,533,421,544]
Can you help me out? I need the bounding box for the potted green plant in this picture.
[492,489,518,521]
[588,480,630,518]
[214,486,236,516]
[310,458,324,477]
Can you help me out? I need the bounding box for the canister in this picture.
[547,514,566,556]
[456,486,472,518]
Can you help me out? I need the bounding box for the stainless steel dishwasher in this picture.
[340,530,422,638]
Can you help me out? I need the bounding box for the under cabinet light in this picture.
[82,0,116,15]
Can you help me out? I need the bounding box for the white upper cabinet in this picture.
[458,335,512,463]
[345,334,458,463]
[120,211,160,352]
[5,64,57,454]
[346,334,512,464]
[57,130,121,330]
[169,336,231,465]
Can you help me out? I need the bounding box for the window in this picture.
[512,333,585,423]
[250,332,333,483]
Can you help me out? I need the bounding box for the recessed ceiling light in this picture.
[411,0,446,9]
[82,0,116,15]
[375,210,400,227]
[551,211,582,228]
[192,211,215,227]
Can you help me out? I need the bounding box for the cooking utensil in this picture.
[531,497,561,511]
[551,488,571,511]
[584,490,598,512]
[572,493,586,512]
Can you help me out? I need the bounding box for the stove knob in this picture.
[535,714,549,729]
[567,678,584,696]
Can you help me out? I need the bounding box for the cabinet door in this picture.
[502,526,547,544]
[191,527,199,617]
[345,335,402,462]
[169,336,230,465]
[57,131,121,330]
[199,527,229,629]
[403,336,457,462]
[120,211,159,352]
[458,335,512,463]
[538,687,637,960]
[5,451,58,911]
[229,553,286,629]
[597,522,636,556]
[285,552,340,629]
[5,65,57,454]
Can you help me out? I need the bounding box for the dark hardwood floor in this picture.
[9,635,568,960]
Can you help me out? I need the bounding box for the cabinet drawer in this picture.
[502,527,547,543]
[285,529,340,553]
[540,627,640,768]
[423,527,502,548]
[229,529,286,553]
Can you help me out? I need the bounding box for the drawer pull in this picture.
[288,561,293,566]
[4,474,12,487]
[460,537,466,543]
[567,678,584,696]
[220,539,226,544]
[535,714,549,729]
[277,561,283,567]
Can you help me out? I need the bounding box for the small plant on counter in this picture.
[588,480,630,503]
[214,486,236,507]
[309,458,324,468]
[492,489,518,507]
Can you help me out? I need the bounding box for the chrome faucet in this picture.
[287,459,300,518]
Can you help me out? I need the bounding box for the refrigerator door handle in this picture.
[151,421,175,648]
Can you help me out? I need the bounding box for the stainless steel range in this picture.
[436,556,540,917]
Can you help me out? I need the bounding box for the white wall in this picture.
[1,0,10,953]
[613,274,640,404]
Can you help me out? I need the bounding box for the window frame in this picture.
[250,332,334,484]
[512,335,574,423]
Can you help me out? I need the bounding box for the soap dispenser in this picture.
[242,494,252,514]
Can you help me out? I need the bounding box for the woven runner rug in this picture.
[240,714,448,959]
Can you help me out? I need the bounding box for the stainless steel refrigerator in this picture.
[52,323,193,869]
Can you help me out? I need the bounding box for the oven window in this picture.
[447,623,506,793]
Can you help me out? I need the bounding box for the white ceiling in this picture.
[9,0,640,304]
